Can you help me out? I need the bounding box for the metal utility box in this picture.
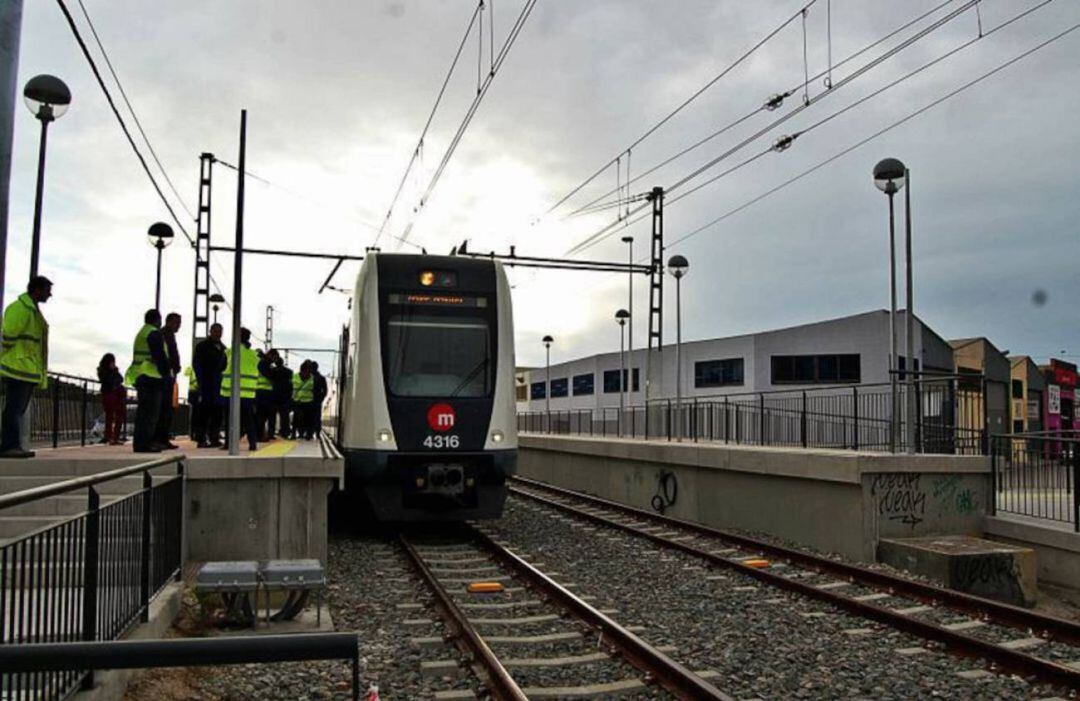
[260,559,326,624]
[195,561,260,625]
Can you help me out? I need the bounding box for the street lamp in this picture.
[616,308,630,437]
[542,335,554,430]
[23,74,71,279]
[873,157,910,453]
[209,293,226,324]
[621,235,634,392]
[147,222,174,310]
[667,255,689,441]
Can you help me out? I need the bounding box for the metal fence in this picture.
[991,431,1079,531]
[519,376,986,455]
[0,456,186,700]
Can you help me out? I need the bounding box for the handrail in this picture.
[641,375,975,404]
[995,430,1080,440]
[0,454,184,510]
[0,634,361,700]
[48,370,99,384]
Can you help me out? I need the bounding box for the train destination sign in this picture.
[389,292,488,307]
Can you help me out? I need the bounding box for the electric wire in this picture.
[396,0,539,246]
[372,1,484,247]
[540,0,819,220]
[560,0,958,220]
[666,18,1080,252]
[54,0,193,245]
[565,0,986,255]
[74,0,195,221]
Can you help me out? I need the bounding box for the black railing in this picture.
[518,377,986,455]
[991,431,1079,531]
[0,634,362,701]
[0,456,186,699]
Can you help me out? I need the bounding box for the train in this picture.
[334,253,518,521]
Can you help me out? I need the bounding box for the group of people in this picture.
[186,322,328,451]
[0,278,329,457]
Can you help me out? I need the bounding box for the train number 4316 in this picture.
[423,434,460,449]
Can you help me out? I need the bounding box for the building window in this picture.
[603,368,640,393]
[771,354,861,384]
[1013,420,1024,433]
[515,384,527,401]
[550,378,568,398]
[573,373,594,396]
[530,381,546,400]
[1011,379,1024,399]
[695,358,744,388]
[897,356,921,381]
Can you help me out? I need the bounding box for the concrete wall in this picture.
[519,435,988,561]
[185,456,341,563]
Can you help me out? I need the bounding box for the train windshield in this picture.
[385,315,492,397]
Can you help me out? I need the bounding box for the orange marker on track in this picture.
[741,558,771,569]
[467,582,505,593]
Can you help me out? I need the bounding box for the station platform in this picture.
[0,436,343,563]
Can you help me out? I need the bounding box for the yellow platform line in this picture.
[253,440,297,457]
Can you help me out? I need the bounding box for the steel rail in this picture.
[513,477,1080,644]
[0,455,184,510]
[511,479,1080,691]
[469,526,734,700]
[398,535,528,701]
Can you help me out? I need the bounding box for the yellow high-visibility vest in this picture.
[124,323,162,385]
[221,346,259,399]
[0,293,48,388]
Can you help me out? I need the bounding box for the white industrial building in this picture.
[517,309,956,413]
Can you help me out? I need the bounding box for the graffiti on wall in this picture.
[871,473,981,530]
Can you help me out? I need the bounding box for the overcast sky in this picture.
[8,0,1079,379]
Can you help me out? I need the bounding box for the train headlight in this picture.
[376,429,393,443]
[491,430,505,444]
[419,270,435,287]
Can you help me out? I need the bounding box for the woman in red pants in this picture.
[97,353,126,445]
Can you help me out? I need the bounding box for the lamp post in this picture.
[621,235,634,397]
[209,292,225,325]
[23,74,70,279]
[147,222,174,310]
[616,308,630,436]
[668,255,689,441]
[873,158,908,453]
[542,335,553,430]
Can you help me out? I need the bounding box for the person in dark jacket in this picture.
[256,349,277,440]
[154,312,181,449]
[192,323,226,447]
[311,361,328,437]
[96,353,126,445]
[271,355,294,439]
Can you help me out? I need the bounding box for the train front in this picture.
[339,253,518,521]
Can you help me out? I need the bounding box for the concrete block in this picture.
[420,660,462,679]
[878,535,1036,607]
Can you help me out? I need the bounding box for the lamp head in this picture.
[615,308,630,326]
[873,157,907,194]
[620,236,633,244]
[667,254,689,279]
[23,75,71,122]
[542,334,554,347]
[147,222,175,249]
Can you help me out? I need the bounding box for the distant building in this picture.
[1040,358,1080,434]
[948,337,1010,438]
[1008,356,1046,433]
[520,309,955,413]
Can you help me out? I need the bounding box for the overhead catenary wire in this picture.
[666,17,1080,252]
[55,0,235,307]
[561,0,958,220]
[539,0,819,221]
[396,0,540,247]
[74,0,195,221]
[565,0,987,256]
[372,1,484,248]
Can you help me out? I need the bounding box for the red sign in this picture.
[427,403,456,432]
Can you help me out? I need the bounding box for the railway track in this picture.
[398,525,733,700]
[509,477,1080,693]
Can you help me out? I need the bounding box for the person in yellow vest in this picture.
[184,364,201,444]
[126,309,171,453]
[255,349,275,441]
[292,360,316,440]
[220,327,260,451]
[0,276,52,458]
